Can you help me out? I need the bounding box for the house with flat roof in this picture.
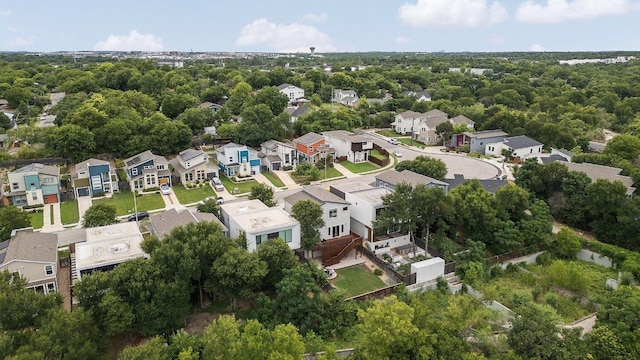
[322,130,374,163]
[219,199,300,252]
[563,162,636,196]
[74,222,148,280]
[170,148,211,185]
[0,229,59,294]
[6,163,61,206]
[486,135,543,161]
[216,142,261,177]
[375,170,449,193]
[124,150,171,191]
[73,158,118,198]
[149,208,228,239]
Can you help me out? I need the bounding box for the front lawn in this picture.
[262,171,285,187]
[29,211,44,229]
[370,149,388,161]
[376,129,400,138]
[93,191,165,216]
[397,137,424,147]
[339,161,379,174]
[332,265,386,297]
[172,184,217,204]
[291,166,343,183]
[60,200,79,225]
[220,175,259,194]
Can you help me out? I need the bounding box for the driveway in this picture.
[75,196,93,228]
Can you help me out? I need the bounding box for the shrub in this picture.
[373,269,383,276]
[536,251,555,266]
[544,292,559,307]
[436,276,448,293]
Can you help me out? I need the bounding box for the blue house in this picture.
[216,143,261,177]
[73,158,118,198]
[6,163,60,206]
[124,151,171,191]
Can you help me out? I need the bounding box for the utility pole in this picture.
[410,117,416,146]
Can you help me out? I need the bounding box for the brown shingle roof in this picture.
[1,230,58,265]
[376,169,448,187]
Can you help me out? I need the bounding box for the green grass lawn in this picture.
[376,129,400,138]
[93,191,165,216]
[29,211,44,229]
[262,171,285,187]
[397,137,424,147]
[49,205,54,225]
[339,161,379,174]
[220,175,259,194]
[60,200,79,225]
[332,265,386,297]
[172,184,217,204]
[370,149,388,161]
[292,166,344,183]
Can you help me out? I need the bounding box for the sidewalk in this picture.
[162,188,186,210]
[275,170,301,190]
[252,172,281,192]
[41,203,63,233]
[332,162,359,179]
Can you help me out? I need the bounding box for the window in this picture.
[32,192,37,200]
[144,165,154,169]
[343,206,348,212]
[12,182,19,190]
[156,165,165,170]
[229,157,233,162]
[46,282,56,293]
[44,264,54,276]
[131,168,138,176]
[185,173,193,182]
[196,169,206,180]
[256,229,293,245]
[329,209,337,218]
[308,146,313,153]
[146,175,156,185]
[42,177,54,183]
[341,225,344,232]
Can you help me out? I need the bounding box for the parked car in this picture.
[160,183,171,195]
[388,138,399,145]
[198,196,225,205]
[127,211,149,222]
[211,178,224,191]
[393,150,403,157]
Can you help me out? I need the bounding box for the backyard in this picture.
[370,149,388,161]
[60,200,79,225]
[93,191,165,216]
[29,210,43,229]
[339,161,379,174]
[220,175,259,194]
[331,265,386,297]
[172,184,217,204]
[262,171,285,188]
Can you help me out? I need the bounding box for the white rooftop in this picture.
[220,199,269,216]
[75,222,147,277]
[222,199,298,233]
[348,187,392,207]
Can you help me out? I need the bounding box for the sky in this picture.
[1,0,639,53]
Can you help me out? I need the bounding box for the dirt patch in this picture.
[360,254,392,284]
[184,312,218,335]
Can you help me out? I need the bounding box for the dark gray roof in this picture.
[217,142,243,152]
[150,208,227,239]
[503,135,543,150]
[1,230,58,264]
[291,106,310,117]
[540,155,568,164]
[376,170,448,187]
[294,132,324,146]
[124,150,154,168]
[444,174,508,194]
[13,163,59,176]
[178,149,204,162]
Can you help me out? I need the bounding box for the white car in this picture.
[388,138,399,145]
[393,150,403,157]
[160,183,171,195]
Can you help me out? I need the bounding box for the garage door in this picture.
[77,188,90,197]
[159,178,169,185]
[44,194,58,204]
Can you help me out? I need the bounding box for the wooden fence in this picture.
[346,283,402,302]
[370,143,390,167]
[360,246,412,284]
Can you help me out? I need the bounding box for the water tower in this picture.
[309,46,316,56]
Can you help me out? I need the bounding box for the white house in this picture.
[283,186,351,241]
[485,135,543,160]
[260,140,297,171]
[333,89,359,107]
[392,110,424,135]
[169,148,210,185]
[322,130,374,163]
[277,83,305,101]
[220,199,301,252]
[403,91,432,102]
[216,142,261,177]
[412,109,450,145]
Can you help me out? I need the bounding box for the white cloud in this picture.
[487,34,507,45]
[236,18,335,52]
[398,0,509,28]
[530,43,546,51]
[6,36,35,48]
[6,26,17,33]
[516,0,639,24]
[396,36,412,44]
[93,30,164,51]
[302,12,327,23]
[0,9,11,16]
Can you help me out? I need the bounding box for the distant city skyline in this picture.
[1,1,639,53]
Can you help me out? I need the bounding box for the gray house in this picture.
[451,130,508,154]
[375,170,449,193]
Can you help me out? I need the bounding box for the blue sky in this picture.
[1,0,639,53]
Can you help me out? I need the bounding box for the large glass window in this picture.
[256,229,293,246]
[329,209,337,218]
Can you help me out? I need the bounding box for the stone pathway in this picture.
[41,203,63,232]
[275,170,301,190]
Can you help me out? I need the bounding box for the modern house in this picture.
[216,142,261,177]
[563,162,636,196]
[485,135,543,161]
[260,140,297,171]
[450,129,508,153]
[170,148,210,185]
[73,158,118,198]
[124,150,172,191]
[283,186,351,241]
[333,89,359,107]
[278,83,305,102]
[6,163,60,206]
[74,222,149,280]
[294,132,332,164]
[322,130,374,163]
[219,199,301,252]
[375,170,449,193]
[149,208,228,239]
[0,229,59,294]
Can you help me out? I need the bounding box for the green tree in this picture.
[48,124,95,162]
[249,183,276,207]
[494,184,530,222]
[603,134,640,161]
[161,92,196,119]
[0,271,61,332]
[0,112,11,131]
[395,155,447,180]
[176,107,215,135]
[196,198,220,218]
[254,86,289,116]
[553,227,583,259]
[202,315,241,360]
[290,200,324,259]
[255,238,297,289]
[226,82,253,115]
[120,336,169,360]
[595,286,640,353]
[0,206,31,241]
[436,121,454,146]
[82,203,117,228]
[586,325,627,360]
[449,180,498,244]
